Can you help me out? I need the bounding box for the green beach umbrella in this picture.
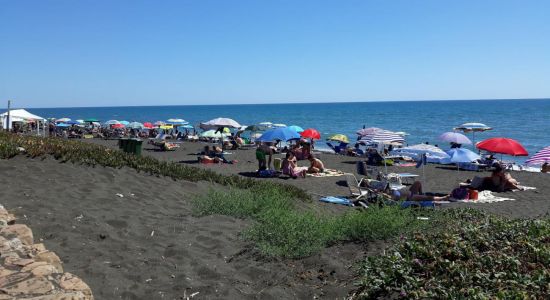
[84,118,99,122]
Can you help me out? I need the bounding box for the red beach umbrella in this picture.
[300,128,321,140]
[476,137,528,156]
[111,123,125,129]
[143,122,154,129]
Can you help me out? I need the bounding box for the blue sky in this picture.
[1,0,549,108]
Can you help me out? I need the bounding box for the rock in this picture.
[0,275,55,296]
[58,273,93,298]
[20,262,60,276]
[20,290,92,299]
[0,225,34,246]
[3,257,34,269]
[34,252,63,273]
[0,237,24,254]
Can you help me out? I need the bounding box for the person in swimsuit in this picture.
[307,154,325,173]
[392,181,450,201]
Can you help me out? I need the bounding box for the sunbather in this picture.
[307,155,325,173]
[480,164,521,192]
[392,181,450,201]
[282,152,307,178]
[541,162,550,173]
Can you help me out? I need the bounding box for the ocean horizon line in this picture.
[12,97,550,110]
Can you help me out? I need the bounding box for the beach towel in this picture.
[401,201,436,208]
[319,196,353,206]
[453,190,515,203]
[307,169,345,177]
[515,185,536,191]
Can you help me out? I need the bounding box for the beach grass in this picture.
[353,209,550,299]
[193,187,431,258]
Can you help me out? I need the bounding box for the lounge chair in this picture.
[344,173,377,201]
[326,142,344,155]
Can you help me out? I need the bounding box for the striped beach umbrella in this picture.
[359,129,405,144]
[525,146,550,165]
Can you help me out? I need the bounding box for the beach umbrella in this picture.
[111,123,125,129]
[154,121,166,126]
[143,122,154,129]
[119,120,130,126]
[446,148,480,163]
[180,124,194,129]
[128,122,144,129]
[56,117,71,123]
[75,119,84,124]
[454,122,492,146]
[391,144,451,163]
[65,120,79,125]
[356,127,383,137]
[56,123,71,127]
[104,120,120,125]
[525,146,550,165]
[159,125,173,130]
[439,132,472,145]
[259,121,273,127]
[84,118,99,122]
[166,118,188,125]
[200,130,228,138]
[200,117,241,130]
[272,123,287,128]
[245,125,262,132]
[476,137,528,156]
[287,125,304,133]
[359,129,404,144]
[257,127,301,142]
[300,128,321,140]
[327,134,349,143]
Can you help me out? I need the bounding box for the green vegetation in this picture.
[0,132,309,200]
[354,209,550,299]
[193,188,431,258]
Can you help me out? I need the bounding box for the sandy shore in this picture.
[1,138,548,299]
[0,156,376,299]
[87,139,550,219]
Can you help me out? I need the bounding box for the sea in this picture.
[26,99,550,164]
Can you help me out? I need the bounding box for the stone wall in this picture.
[0,205,93,299]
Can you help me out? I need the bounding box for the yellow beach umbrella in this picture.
[160,125,173,130]
[327,134,349,143]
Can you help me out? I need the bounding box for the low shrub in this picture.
[0,133,309,200]
[354,209,550,299]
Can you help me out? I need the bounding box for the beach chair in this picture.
[345,173,376,201]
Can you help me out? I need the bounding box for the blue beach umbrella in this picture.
[288,125,304,133]
[56,123,71,127]
[119,120,130,126]
[257,127,301,142]
[65,121,79,125]
[446,148,481,163]
[179,124,194,129]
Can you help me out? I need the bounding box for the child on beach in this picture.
[307,155,325,173]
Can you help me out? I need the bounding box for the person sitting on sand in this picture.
[541,162,550,173]
[480,163,521,192]
[282,152,307,178]
[392,181,450,201]
[307,155,325,173]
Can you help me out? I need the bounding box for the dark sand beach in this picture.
[1,140,548,299]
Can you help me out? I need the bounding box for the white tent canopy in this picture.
[1,109,47,133]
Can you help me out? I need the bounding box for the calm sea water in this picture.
[26,99,550,163]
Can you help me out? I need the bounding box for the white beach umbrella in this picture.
[439,132,472,145]
[104,120,120,125]
[454,122,492,146]
[200,117,241,130]
[272,123,287,128]
[200,130,228,138]
[391,144,451,164]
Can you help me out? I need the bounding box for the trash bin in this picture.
[133,139,143,155]
[118,139,129,152]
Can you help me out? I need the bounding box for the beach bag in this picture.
[356,161,366,176]
[258,169,277,177]
[451,187,470,200]
[468,189,479,200]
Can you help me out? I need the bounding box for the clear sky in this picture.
[1,0,549,108]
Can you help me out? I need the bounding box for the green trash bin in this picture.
[118,139,129,152]
[134,139,143,155]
